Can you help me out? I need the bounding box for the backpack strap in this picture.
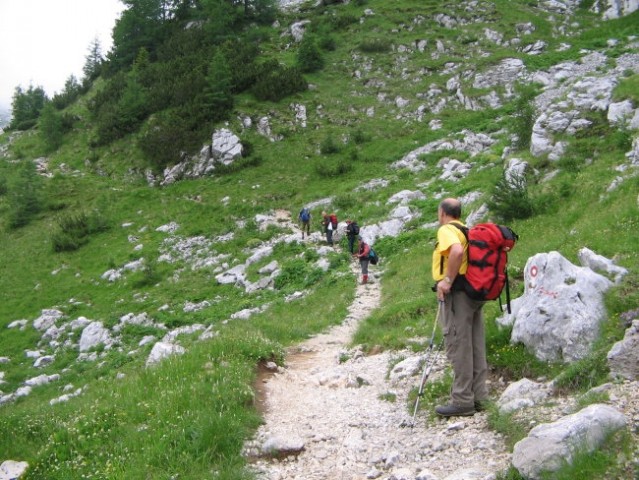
[497,268,513,314]
[504,267,512,314]
[448,221,468,239]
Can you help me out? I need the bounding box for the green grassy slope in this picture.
[0,0,638,478]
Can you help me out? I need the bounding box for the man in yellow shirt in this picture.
[431,198,488,417]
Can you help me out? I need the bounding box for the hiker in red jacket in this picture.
[354,236,371,284]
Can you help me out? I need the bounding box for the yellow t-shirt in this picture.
[431,221,468,281]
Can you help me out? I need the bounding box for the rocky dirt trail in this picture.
[243,215,639,478]
[245,260,512,480]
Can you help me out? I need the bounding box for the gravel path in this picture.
[243,232,639,479]
[245,261,512,480]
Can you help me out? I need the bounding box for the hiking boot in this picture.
[435,404,475,417]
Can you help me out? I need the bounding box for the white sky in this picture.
[0,0,125,112]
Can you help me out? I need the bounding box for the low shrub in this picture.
[552,350,609,393]
[359,39,391,53]
[274,259,320,291]
[130,259,164,288]
[138,109,202,172]
[556,154,584,173]
[214,155,263,175]
[352,128,368,144]
[315,159,353,178]
[252,65,308,102]
[333,192,357,212]
[50,210,110,252]
[320,135,340,154]
[487,172,535,222]
[324,13,358,30]
[319,35,336,51]
[297,34,325,73]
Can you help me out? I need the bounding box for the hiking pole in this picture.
[411,301,444,426]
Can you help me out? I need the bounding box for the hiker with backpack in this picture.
[431,198,489,417]
[354,236,371,284]
[298,207,311,239]
[322,211,338,246]
[345,219,360,253]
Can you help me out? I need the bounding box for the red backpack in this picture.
[450,222,518,312]
[329,214,338,229]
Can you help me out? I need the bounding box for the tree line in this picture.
[8,0,334,169]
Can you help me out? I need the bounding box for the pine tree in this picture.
[9,85,47,131]
[7,161,43,229]
[83,37,104,83]
[203,51,233,120]
[38,103,64,153]
[296,34,324,73]
[52,75,81,109]
[118,73,150,133]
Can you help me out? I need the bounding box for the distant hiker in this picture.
[345,219,360,253]
[432,198,488,417]
[354,236,371,284]
[322,211,335,246]
[299,207,311,239]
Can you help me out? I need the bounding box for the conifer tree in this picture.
[83,37,104,83]
[296,34,324,73]
[203,51,233,119]
[38,103,64,153]
[52,75,82,109]
[118,73,150,133]
[9,85,47,131]
[6,161,43,229]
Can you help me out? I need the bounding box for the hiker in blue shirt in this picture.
[299,207,311,239]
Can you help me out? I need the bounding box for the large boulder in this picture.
[0,461,29,480]
[290,20,310,42]
[146,342,186,366]
[215,264,247,286]
[601,0,639,19]
[499,251,613,362]
[159,129,243,185]
[211,128,243,165]
[79,322,114,353]
[512,404,626,479]
[577,247,628,284]
[33,309,64,331]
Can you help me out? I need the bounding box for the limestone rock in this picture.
[512,404,626,479]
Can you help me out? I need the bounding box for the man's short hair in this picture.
[439,199,462,219]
